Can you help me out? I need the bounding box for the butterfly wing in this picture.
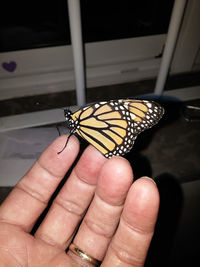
[69,99,164,158]
[121,99,164,134]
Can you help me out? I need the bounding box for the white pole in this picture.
[154,0,187,95]
[67,0,86,106]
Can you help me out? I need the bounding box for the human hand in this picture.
[0,135,159,266]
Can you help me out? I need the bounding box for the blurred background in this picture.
[0,0,200,266]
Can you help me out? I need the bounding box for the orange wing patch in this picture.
[111,127,127,138]
[94,104,112,116]
[98,111,122,120]
[80,117,108,128]
[129,107,145,118]
[77,126,116,152]
[106,119,127,128]
[80,107,94,120]
[71,109,82,121]
[129,102,148,112]
[103,130,123,145]
[76,129,108,155]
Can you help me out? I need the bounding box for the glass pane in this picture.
[0,0,174,52]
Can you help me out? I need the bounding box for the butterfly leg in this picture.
[57,131,74,154]
[56,124,61,136]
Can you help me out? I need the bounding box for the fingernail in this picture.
[141,176,157,185]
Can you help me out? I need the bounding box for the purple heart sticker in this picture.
[2,61,17,72]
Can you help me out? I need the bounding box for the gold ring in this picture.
[69,243,101,266]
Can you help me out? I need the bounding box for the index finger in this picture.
[0,135,79,232]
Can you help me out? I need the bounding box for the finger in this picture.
[102,177,160,267]
[67,157,133,263]
[35,145,107,248]
[0,135,79,232]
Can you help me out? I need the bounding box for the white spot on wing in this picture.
[147,103,152,108]
[130,113,136,120]
[124,103,129,109]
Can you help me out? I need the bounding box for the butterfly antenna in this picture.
[57,132,73,154]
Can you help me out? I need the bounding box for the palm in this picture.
[0,224,69,266]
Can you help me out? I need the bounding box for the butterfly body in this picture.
[64,99,164,158]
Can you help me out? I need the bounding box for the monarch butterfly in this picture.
[59,99,164,158]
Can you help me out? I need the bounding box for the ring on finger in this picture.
[69,243,101,266]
